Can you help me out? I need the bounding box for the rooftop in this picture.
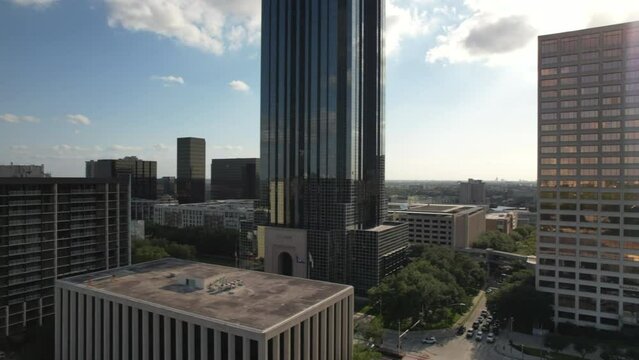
[58,258,351,332]
[391,203,484,215]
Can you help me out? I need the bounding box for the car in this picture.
[481,309,488,316]
[422,336,437,344]
[487,335,495,343]
[481,324,490,331]
[475,331,483,341]
[472,322,479,329]
[487,316,494,323]
[457,326,466,336]
[466,329,475,338]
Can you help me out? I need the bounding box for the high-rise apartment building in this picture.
[252,0,408,295]
[459,179,487,205]
[55,258,354,360]
[536,21,639,331]
[210,158,259,200]
[0,176,130,337]
[86,157,157,200]
[177,137,206,204]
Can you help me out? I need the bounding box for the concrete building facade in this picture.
[0,164,49,178]
[388,204,486,248]
[153,200,254,231]
[486,212,516,235]
[177,138,206,204]
[55,258,354,360]
[459,179,487,205]
[131,196,178,222]
[536,22,639,331]
[0,176,130,337]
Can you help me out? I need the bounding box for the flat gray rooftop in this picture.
[395,204,482,214]
[60,258,351,332]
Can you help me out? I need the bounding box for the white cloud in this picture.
[104,0,261,55]
[151,75,185,86]
[214,145,243,152]
[66,114,91,126]
[109,144,144,152]
[426,0,639,66]
[0,113,40,124]
[385,0,433,56]
[228,80,250,92]
[152,143,170,151]
[9,0,56,8]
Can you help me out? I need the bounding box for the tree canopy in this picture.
[146,223,239,257]
[473,225,536,255]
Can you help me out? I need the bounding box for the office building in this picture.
[86,156,157,200]
[486,212,516,235]
[388,204,486,248]
[252,0,407,295]
[157,176,177,198]
[211,158,259,200]
[55,258,354,360]
[131,196,178,222]
[536,22,639,331]
[0,176,130,337]
[0,164,49,178]
[459,179,487,205]
[177,137,206,204]
[154,200,254,231]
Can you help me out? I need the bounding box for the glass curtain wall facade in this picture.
[177,138,206,204]
[257,0,389,287]
[537,21,639,331]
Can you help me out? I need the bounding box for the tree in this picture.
[132,239,169,263]
[165,242,196,260]
[473,231,517,252]
[353,344,382,360]
[573,338,597,359]
[545,334,570,355]
[361,317,384,345]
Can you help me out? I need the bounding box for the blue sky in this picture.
[2,0,639,180]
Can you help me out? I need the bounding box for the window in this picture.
[626,132,639,139]
[561,54,579,62]
[580,75,598,84]
[603,61,622,70]
[602,48,621,57]
[581,110,598,118]
[603,31,622,47]
[601,169,620,176]
[581,122,598,130]
[561,38,577,52]
[542,101,558,109]
[603,85,621,93]
[541,135,557,142]
[625,156,639,164]
[580,146,598,153]
[626,108,639,116]
[541,79,558,87]
[541,56,558,65]
[562,157,578,164]
[602,121,621,129]
[560,169,577,176]
[561,66,577,74]
[627,71,639,81]
[626,144,639,152]
[581,99,598,107]
[627,95,639,104]
[603,73,622,82]
[581,34,599,49]
[561,100,577,108]
[602,97,621,105]
[581,169,597,176]
[627,120,639,128]
[541,147,557,154]
[602,156,620,164]
[601,300,619,314]
[541,169,557,176]
[581,63,599,72]
[561,112,577,119]
[541,40,558,53]
[541,113,557,120]
[581,87,599,95]
[541,90,558,98]
[541,124,557,131]
[561,135,577,142]
[560,88,578,96]
[626,83,639,92]
[561,77,578,85]
[581,51,599,60]
[541,68,557,76]
[602,109,621,117]
[579,297,597,311]
[580,134,597,141]
[602,133,621,141]
[561,146,577,153]
[561,123,577,130]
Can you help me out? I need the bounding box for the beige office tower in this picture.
[55,258,354,360]
[537,21,639,331]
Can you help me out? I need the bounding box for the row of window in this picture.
[539,213,639,225]
[539,237,639,253]
[538,225,639,238]
[540,180,639,189]
[541,46,639,64]
[541,72,639,87]
[540,120,639,130]
[540,30,631,54]
[556,295,639,315]
[542,99,639,110]
[539,258,630,270]
[538,248,639,260]
[541,157,639,165]
[542,133,639,142]
[541,145,639,154]
[540,169,639,177]
[541,60,639,76]
[540,279,639,299]
[542,85,639,99]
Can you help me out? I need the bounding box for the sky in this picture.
[1,0,639,180]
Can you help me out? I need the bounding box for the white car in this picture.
[475,331,483,341]
[487,334,496,343]
[422,336,437,344]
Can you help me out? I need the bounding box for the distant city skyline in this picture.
[2,0,639,180]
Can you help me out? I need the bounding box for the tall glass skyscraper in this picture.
[255,0,407,295]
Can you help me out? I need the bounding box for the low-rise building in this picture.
[388,204,486,248]
[55,258,354,360]
[131,195,178,222]
[486,212,516,235]
[154,200,254,231]
[0,164,49,178]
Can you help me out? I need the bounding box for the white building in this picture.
[153,200,254,230]
[55,258,354,360]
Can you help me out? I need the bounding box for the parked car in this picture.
[475,331,483,341]
[422,336,437,344]
[457,326,466,336]
[466,329,475,338]
[487,334,496,343]
[472,321,480,329]
[481,324,490,331]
